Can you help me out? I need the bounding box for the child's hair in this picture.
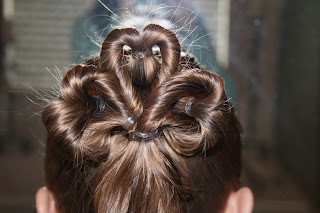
[41,24,241,213]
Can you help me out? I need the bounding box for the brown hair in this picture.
[41,24,242,213]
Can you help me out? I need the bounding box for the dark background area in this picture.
[0,0,319,212]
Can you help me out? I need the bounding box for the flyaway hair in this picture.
[42,24,242,213]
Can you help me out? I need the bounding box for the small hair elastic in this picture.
[127,114,138,125]
[133,51,146,59]
[185,97,195,116]
[132,130,159,141]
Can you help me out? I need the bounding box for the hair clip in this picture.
[185,97,195,116]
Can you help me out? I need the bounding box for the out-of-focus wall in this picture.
[5,0,94,89]
[278,0,320,207]
[230,0,319,212]
[0,0,94,212]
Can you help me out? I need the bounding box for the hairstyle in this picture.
[41,24,242,213]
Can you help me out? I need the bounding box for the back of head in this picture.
[41,24,241,213]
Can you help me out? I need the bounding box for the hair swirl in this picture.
[42,24,242,213]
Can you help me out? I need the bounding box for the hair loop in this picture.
[185,97,195,116]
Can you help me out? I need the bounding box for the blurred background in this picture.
[0,0,319,212]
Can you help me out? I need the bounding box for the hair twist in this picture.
[137,69,227,155]
[99,24,181,116]
[43,65,136,163]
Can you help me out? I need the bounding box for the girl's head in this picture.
[37,24,253,213]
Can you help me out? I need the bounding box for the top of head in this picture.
[41,24,242,213]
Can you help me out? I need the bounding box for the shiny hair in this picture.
[41,24,242,213]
